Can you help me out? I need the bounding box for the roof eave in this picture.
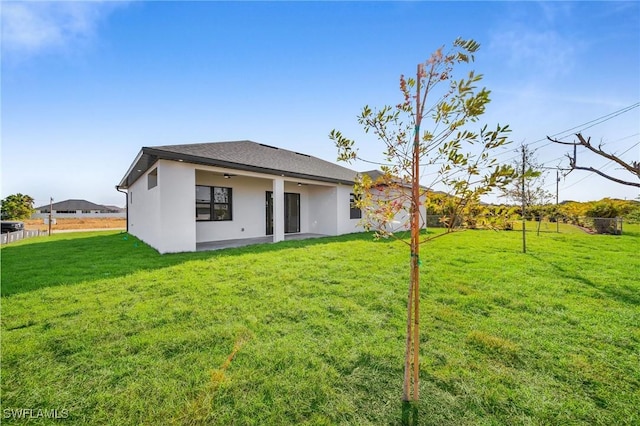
[118,147,355,188]
[117,149,146,189]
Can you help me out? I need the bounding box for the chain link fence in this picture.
[424,214,625,235]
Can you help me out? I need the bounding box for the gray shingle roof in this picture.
[360,170,386,181]
[119,140,358,188]
[360,169,440,193]
[36,199,119,212]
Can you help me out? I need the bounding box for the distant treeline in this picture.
[425,194,640,230]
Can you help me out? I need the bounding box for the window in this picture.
[196,185,232,221]
[148,168,158,189]
[196,186,211,220]
[350,193,362,219]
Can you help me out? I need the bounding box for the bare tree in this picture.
[501,144,552,208]
[547,133,640,188]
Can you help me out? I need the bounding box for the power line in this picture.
[618,141,640,156]
[353,103,639,183]
[598,132,640,145]
[492,102,640,164]
[544,102,639,142]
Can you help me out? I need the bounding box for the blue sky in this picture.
[2,1,639,208]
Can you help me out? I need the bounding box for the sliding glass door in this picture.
[266,191,300,235]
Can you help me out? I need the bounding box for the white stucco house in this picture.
[117,140,375,254]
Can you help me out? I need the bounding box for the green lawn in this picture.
[1,226,639,425]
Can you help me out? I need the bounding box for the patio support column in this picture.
[273,177,285,243]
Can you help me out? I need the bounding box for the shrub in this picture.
[586,200,620,219]
[625,208,640,224]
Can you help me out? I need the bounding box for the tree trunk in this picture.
[403,63,423,402]
[402,266,414,401]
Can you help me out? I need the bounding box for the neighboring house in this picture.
[32,199,126,219]
[358,169,430,234]
[117,140,371,254]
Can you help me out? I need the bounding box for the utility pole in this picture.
[48,197,53,236]
[521,146,526,253]
[556,169,560,233]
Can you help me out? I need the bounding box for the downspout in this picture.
[115,185,129,233]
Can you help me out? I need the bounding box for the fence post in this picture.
[1,229,48,245]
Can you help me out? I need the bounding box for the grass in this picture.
[1,226,639,425]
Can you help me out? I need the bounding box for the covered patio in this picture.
[196,233,326,251]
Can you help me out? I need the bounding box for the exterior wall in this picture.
[337,185,364,235]
[128,159,195,253]
[128,163,162,250]
[194,168,358,243]
[308,186,338,235]
[157,160,196,253]
[195,171,273,243]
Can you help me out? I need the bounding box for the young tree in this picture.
[501,144,552,212]
[330,38,513,402]
[501,144,553,250]
[1,193,35,220]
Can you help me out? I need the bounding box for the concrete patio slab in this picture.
[196,233,327,251]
